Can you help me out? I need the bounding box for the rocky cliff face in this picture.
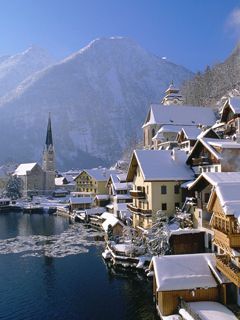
[0,37,193,169]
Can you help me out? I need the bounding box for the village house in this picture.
[69,196,92,212]
[184,172,240,253]
[177,126,219,155]
[100,212,124,237]
[186,137,240,176]
[207,182,240,305]
[105,173,132,219]
[126,149,194,230]
[74,168,120,196]
[142,84,216,150]
[151,253,232,318]
[219,97,240,138]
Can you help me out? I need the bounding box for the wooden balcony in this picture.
[213,228,240,248]
[192,157,212,166]
[127,203,152,216]
[216,255,240,287]
[130,190,145,199]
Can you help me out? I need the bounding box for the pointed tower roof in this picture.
[45,113,53,147]
[162,81,184,105]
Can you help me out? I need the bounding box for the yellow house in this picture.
[74,168,119,196]
[126,149,194,230]
[207,182,240,305]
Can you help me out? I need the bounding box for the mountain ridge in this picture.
[0,37,193,169]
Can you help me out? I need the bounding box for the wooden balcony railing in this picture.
[130,190,146,199]
[216,255,240,287]
[192,157,212,166]
[213,228,240,248]
[127,203,152,216]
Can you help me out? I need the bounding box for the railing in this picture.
[192,157,212,166]
[127,203,152,215]
[213,228,240,248]
[178,297,202,320]
[130,190,146,199]
[216,255,240,287]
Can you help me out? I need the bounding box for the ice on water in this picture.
[0,224,104,258]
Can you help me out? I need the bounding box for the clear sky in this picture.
[0,0,239,72]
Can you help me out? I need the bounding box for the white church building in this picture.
[14,115,56,197]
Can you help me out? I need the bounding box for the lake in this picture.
[0,212,158,320]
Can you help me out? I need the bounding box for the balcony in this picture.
[127,203,152,216]
[130,190,145,199]
[192,157,212,166]
[213,228,240,248]
[216,255,240,287]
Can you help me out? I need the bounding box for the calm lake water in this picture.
[0,212,158,320]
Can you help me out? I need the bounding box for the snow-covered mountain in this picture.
[0,37,193,169]
[0,46,55,98]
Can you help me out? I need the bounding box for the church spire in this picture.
[45,113,53,148]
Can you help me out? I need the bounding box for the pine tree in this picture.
[146,210,170,256]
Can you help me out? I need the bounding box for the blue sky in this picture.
[0,0,239,71]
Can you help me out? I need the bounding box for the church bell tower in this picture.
[42,113,55,193]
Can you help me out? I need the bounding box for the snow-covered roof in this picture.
[182,126,202,140]
[115,194,132,200]
[190,172,240,190]
[221,96,240,115]
[14,163,38,176]
[214,183,240,220]
[128,149,194,181]
[95,194,109,200]
[69,197,92,204]
[85,207,105,215]
[83,168,120,181]
[55,177,67,186]
[143,104,216,128]
[188,138,240,163]
[100,211,114,220]
[152,253,218,291]
[102,216,124,232]
[180,180,195,189]
[186,301,237,320]
[109,173,129,191]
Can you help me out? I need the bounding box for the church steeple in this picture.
[45,113,53,148]
[161,81,184,106]
[42,113,55,172]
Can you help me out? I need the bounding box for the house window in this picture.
[215,166,218,172]
[161,185,167,194]
[204,193,210,203]
[174,185,180,194]
[162,203,167,211]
